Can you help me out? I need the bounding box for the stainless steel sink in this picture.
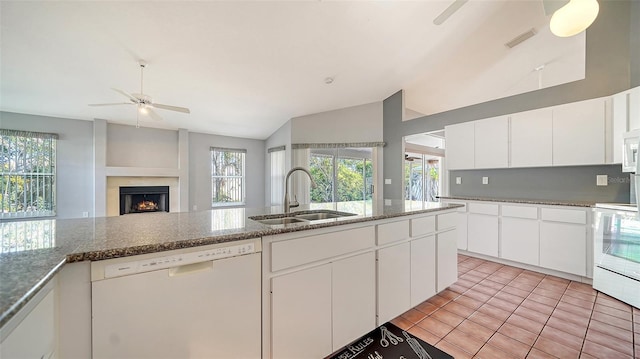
[253,217,308,225]
[249,209,356,226]
[291,210,355,221]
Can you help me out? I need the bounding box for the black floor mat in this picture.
[326,322,454,359]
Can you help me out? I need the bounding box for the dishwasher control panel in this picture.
[103,242,256,279]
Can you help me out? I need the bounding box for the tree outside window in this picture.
[211,147,245,207]
[1,129,57,218]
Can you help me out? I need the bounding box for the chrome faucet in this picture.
[284,167,316,213]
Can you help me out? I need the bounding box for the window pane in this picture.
[0,132,56,218]
[211,149,245,206]
[310,153,334,203]
[270,150,285,205]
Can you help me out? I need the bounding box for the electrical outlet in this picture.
[193,205,198,211]
[482,177,489,185]
[456,177,462,185]
[384,199,392,206]
[384,179,392,185]
[82,211,89,218]
[596,175,608,186]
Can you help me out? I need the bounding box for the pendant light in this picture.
[550,0,599,37]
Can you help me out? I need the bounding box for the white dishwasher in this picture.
[91,238,262,359]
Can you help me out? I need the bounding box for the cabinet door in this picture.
[410,235,436,307]
[377,242,411,325]
[456,212,468,250]
[332,252,376,351]
[612,91,628,164]
[445,122,475,170]
[552,98,606,165]
[539,222,586,276]
[475,116,509,168]
[437,229,459,292]
[0,287,56,359]
[501,217,539,266]
[630,86,640,131]
[272,264,332,359]
[510,108,553,167]
[467,214,499,257]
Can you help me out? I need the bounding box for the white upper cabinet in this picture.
[474,116,509,169]
[445,121,475,170]
[552,98,606,166]
[630,86,640,131]
[510,108,553,167]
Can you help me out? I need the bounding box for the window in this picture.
[211,147,245,207]
[405,152,441,210]
[269,146,286,205]
[1,129,57,218]
[308,147,374,215]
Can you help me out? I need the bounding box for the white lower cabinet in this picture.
[0,283,56,359]
[467,213,499,257]
[540,222,587,276]
[272,264,333,359]
[501,217,539,266]
[332,252,376,351]
[410,235,436,307]
[437,229,458,291]
[271,253,376,358]
[377,242,411,325]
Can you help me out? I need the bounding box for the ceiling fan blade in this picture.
[152,103,191,114]
[111,88,139,103]
[433,0,468,25]
[146,108,163,121]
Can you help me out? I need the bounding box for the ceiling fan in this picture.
[89,60,190,126]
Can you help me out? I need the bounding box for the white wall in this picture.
[291,102,383,143]
[106,124,179,168]
[189,132,266,211]
[0,112,94,219]
[264,121,291,205]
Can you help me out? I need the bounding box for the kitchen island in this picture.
[0,201,461,358]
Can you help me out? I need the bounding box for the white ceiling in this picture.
[0,1,583,140]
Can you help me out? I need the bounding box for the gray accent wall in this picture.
[450,165,631,203]
[0,111,94,219]
[383,0,639,202]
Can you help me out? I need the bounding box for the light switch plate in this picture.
[384,179,392,185]
[482,177,489,185]
[596,175,608,186]
[384,199,392,206]
[456,177,462,185]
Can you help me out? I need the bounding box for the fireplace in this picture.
[119,186,170,215]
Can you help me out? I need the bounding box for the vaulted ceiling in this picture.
[0,1,583,139]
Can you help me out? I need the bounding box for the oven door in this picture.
[594,208,640,281]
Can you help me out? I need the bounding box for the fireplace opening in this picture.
[120,186,170,215]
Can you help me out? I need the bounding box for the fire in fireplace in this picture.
[119,186,170,215]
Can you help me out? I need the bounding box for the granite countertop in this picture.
[0,201,461,328]
[439,196,595,208]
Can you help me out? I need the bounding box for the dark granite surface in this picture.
[439,196,595,208]
[0,201,461,328]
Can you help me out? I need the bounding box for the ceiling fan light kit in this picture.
[89,60,190,128]
[550,0,599,37]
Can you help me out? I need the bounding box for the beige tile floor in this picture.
[390,254,640,358]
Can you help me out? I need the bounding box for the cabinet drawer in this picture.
[502,205,538,219]
[445,202,467,213]
[271,227,375,272]
[437,213,457,230]
[377,220,410,245]
[541,208,586,224]
[468,202,499,216]
[411,216,435,237]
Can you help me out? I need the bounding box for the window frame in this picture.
[1,129,57,219]
[210,147,246,207]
